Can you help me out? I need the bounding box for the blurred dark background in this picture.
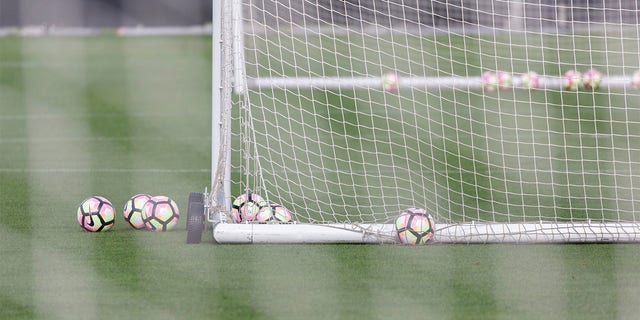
[1,0,639,30]
[0,0,212,27]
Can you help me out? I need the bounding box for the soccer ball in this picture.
[496,71,512,89]
[270,203,294,223]
[251,203,294,223]
[382,71,399,92]
[563,70,582,91]
[482,71,498,91]
[631,70,640,89]
[231,192,268,223]
[394,208,435,245]
[255,205,273,223]
[123,193,151,230]
[582,69,601,90]
[519,71,539,89]
[141,196,180,231]
[77,196,115,232]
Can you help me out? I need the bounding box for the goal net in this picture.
[208,0,640,243]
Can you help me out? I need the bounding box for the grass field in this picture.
[2,35,640,319]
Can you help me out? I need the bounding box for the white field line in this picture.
[0,168,209,173]
[0,25,210,37]
[0,136,209,144]
[0,111,205,121]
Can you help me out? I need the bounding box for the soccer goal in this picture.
[186,0,640,244]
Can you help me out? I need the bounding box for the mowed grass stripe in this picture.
[0,37,35,319]
[0,168,209,173]
[21,35,99,319]
[4,34,640,320]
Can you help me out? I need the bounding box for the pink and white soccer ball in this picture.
[231,192,268,223]
[255,205,273,223]
[77,196,115,232]
[123,193,151,230]
[251,202,294,223]
[582,69,601,90]
[519,71,539,89]
[631,70,640,89]
[141,196,180,231]
[496,71,512,89]
[382,71,399,92]
[563,70,582,91]
[394,207,435,245]
[482,71,498,91]
[270,203,294,223]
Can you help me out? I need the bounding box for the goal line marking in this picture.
[0,136,210,144]
[0,168,210,174]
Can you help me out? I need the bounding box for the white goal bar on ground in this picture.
[212,222,640,244]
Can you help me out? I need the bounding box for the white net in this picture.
[219,0,640,241]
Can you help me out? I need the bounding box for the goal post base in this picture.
[212,222,640,244]
[213,223,397,244]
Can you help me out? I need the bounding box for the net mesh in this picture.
[225,0,640,228]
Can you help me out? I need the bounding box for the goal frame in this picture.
[212,221,640,244]
[183,0,640,245]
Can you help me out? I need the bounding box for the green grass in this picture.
[2,35,640,319]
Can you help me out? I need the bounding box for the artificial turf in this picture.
[1,35,640,320]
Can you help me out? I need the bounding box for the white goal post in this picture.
[193,0,640,244]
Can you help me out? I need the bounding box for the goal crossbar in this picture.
[245,75,632,91]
